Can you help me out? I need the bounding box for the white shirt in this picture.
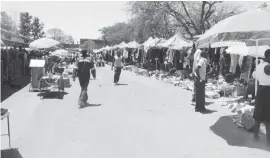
[254,61,270,86]
[196,57,207,80]
[192,49,202,74]
[114,56,123,67]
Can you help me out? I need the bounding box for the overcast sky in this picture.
[2,1,270,43]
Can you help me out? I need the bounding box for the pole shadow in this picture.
[79,103,101,109]
[116,83,128,86]
[210,115,270,152]
[1,148,23,158]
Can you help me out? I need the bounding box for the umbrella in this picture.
[162,34,192,49]
[51,49,70,57]
[29,38,60,49]
[197,8,270,48]
[226,43,270,58]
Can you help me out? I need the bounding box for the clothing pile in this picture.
[217,98,265,134]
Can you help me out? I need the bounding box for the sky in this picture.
[1,1,270,43]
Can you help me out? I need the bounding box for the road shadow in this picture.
[200,108,217,114]
[116,83,128,86]
[210,116,270,152]
[79,103,101,109]
[1,76,31,102]
[37,91,69,99]
[205,101,215,106]
[1,148,23,158]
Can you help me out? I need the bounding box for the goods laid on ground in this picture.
[216,98,266,134]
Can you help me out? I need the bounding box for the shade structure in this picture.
[226,42,270,58]
[162,34,192,49]
[118,42,127,49]
[30,38,60,49]
[127,41,140,49]
[103,45,111,50]
[143,37,154,48]
[156,38,168,48]
[51,49,70,57]
[197,8,270,48]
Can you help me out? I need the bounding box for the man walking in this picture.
[112,51,124,85]
[194,51,208,112]
[73,50,95,108]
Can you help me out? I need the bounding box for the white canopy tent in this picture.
[126,41,140,49]
[161,33,192,49]
[118,42,127,49]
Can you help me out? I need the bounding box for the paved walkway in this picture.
[1,66,270,158]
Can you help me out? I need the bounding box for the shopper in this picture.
[111,50,124,85]
[194,51,208,112]
[72,50,95,108]
[253,49,270,146]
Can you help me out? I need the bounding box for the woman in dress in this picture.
[253,49,270,146]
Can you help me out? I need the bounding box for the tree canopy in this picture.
[99,1,243,45]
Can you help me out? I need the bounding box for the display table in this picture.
[1,112,11,148]
[39,75,64,91]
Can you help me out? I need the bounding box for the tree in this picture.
[126,1,242,40]
[46,28,74,44]
[99,22,134,45]
[47,28,65,41]
[19,12,32,37]
[1,11,17,32]
[161,1,242,39]
[31,17,45,39]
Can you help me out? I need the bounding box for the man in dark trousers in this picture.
[73,50,94,108]
[111,51,124,85]
[194,51,208,112]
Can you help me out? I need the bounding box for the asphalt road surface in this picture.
[1,66,270,158]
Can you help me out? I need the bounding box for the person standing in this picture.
[112,51,123,86]
[72,50,95,108]
[191,48,202,103]
[194,51,208,112]
[253,49,270,146]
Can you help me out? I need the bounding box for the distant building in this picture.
[80,38,106,49]
[1,28,31,47]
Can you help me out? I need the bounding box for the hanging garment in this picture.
[229,54,239,74]
[123,50,128,58]
[168,49,174,63]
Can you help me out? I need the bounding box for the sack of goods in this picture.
[241,110,255,131]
